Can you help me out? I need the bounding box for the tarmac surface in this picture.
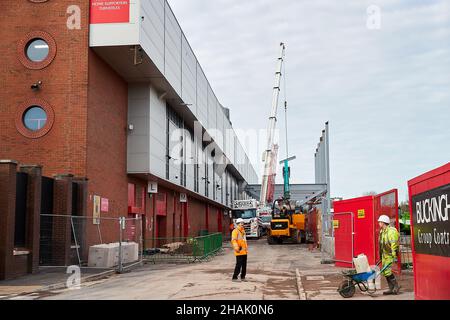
[0,238,414,300]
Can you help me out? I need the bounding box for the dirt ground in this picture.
[1,238,415,300]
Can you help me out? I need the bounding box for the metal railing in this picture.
[143,233,223,264]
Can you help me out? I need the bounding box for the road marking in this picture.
[295,269,307,300]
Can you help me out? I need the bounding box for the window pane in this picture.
[26,39,49,62]
[23,106,47,131]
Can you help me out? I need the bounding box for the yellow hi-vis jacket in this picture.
[379,226,399,277]
[231,226,248,256]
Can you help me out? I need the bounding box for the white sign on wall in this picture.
[180,193,187,203]
[148,181,158,194]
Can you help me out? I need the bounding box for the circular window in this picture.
[18,31,57,70]
[25,39,49,62]
[16,99,55,139]
[23,106,48,131]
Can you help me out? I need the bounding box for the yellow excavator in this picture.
[267,171,306,245]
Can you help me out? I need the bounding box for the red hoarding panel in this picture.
[374,189,400,273]
[306,208,318,245]
[90,0,130,24]
[408,162,450,300]
[334,196,376,267]
[333,212,353,268]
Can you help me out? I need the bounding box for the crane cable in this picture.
[283,51,289,160]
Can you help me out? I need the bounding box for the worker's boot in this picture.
[383,275,395,295]
[391,275,401,295]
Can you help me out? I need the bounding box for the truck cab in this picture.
[232,199,261,239]
[257,207,272,236]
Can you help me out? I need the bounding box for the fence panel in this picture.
[399,232,413,270]
[144,233,223,264]
[39,215,143,273]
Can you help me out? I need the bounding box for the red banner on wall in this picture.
[90,0,130,24]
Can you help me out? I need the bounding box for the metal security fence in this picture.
[321,211,335,263]
[399,233,413,270]
[144,233,223,264]
[196,233,223,257]
[39,214,143,273]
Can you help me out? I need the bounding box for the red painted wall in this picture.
[408,162,450,300]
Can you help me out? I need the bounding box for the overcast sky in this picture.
[168,0,450,202]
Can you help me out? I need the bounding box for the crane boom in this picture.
[260,43,286,207]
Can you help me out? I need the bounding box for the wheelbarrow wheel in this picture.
[338,280,356,298]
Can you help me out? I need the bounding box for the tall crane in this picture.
[260,43,286,208]
[261,45,304,245]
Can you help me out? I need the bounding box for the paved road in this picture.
[36,239,413,300]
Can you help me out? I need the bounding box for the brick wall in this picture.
[86,50,128,220]
[0,1,90,177]
[0,161,18,280]
[0,162,46,279]
[52,175,73,266]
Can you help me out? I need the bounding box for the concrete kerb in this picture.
[295,268,307,300]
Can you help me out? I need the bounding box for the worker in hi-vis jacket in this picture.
[378,215,400,295]
[231,218,248,282]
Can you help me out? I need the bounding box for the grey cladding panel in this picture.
[164,3,182,95]
[196,64,208,127]
[140,0,165,72]
[182,35,197,112]
[207,85,217,131]
[149,86,167,178]
[128,84,150,173]
[215,108,224,151]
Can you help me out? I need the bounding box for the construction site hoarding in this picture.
[408,162,450,300]
[333,190,400,271]
[334,196,375,268]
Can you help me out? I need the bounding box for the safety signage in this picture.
[90,0,130,24]
[333,220,340,229]
[101,198,109,212]
[358,209,365,219]
[93,195,101,225]
[148,181,158,194]
[412,184,450,258]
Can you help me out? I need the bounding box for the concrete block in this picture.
[88,242,139,267]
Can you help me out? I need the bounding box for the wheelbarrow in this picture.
[337,261,393,298]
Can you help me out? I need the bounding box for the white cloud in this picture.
[168,0,450,200]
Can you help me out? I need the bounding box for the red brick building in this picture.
[0,0,257,279]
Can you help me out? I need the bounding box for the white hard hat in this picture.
[236,218,245,224]
[378,215,390,225]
